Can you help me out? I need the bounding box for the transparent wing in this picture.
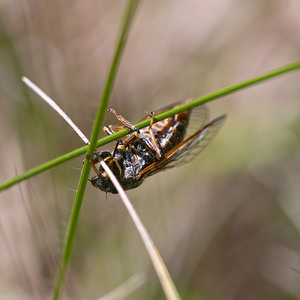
[185,104,209,138]
[139,114,226,178]
[140,98,209,136]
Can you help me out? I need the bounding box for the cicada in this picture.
[89,100,226,194]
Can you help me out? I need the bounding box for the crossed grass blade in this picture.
[0,61,299,192]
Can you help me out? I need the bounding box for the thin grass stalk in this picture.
[100,161,181,300]
[52,1,139,299]
[0,61,299,192]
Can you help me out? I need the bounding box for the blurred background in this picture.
[0,0,300,299]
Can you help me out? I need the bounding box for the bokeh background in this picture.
[1,0,300,299]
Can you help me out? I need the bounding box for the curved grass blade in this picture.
[100,160,182,300]
[22,76,90,145]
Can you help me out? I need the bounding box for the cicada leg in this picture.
[107,108,140,133]
[103,125,127,136]
[104,109,141,157]
[89,151,116,174]
[105,108,161,159]
[88,151,102,174]
[147,112,162,159]
[102,124,133,157]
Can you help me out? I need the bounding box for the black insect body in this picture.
[89,101,226,194]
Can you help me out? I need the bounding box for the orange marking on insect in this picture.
[89,100,226,193]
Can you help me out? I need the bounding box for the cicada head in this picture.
[91,173,118,194]
[90,151,119,194]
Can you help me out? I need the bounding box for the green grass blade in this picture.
[0,60,299,193]
[88,0,139,154]
[52,1,139,299]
